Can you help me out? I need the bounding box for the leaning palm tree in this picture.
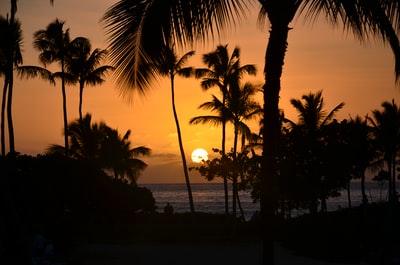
[155,44,195,213]
[33,19,71,157]
[195,44,256,215]
[64,37,114,120]
[101,1,400,264]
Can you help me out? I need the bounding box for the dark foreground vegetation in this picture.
[279,203,400,264]
[2,154,400,265]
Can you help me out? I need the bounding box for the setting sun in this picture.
[191,148,208,163]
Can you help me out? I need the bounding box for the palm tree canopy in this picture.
[0,16,23,69]
[156,45,195,78]
[191,82,262,141]
[369,99,400,157]
[65,37,114,86]
[101,0,250,96]
[288,90,345,132]
[195,44,257,93]
[33,18,71,67]
[49,113,151,184]
[258,0,400,82]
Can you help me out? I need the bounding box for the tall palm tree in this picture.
[155,44,195,213]
[64,37,114,120]
[258,3,399,259]
[0,15,22,156]
[33,19,71,157]
[369,100,400,203]
[227,81,262,219]
[195,44,256,215]
[0,16,10,156]
[101,1,400,264]
[191,81,262,217]
[5,0,56,156]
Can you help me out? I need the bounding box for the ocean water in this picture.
[141,181,390,221]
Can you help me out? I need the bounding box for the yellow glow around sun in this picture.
[191,148,208,163]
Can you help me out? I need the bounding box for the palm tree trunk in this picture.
[232,121,240,220]
[1,79,8,156]
[236,188,245,221]
[347,180,352,209]
[222,106,229,215]
[61,62,69,157]
[221,92,229,215]
[261,20,292,265]
[388,158,393,202]
[170,75,194,213]
[392,154,397,201]
[79,83,84,120]
[361,172,367,203]
[7,70,15,154]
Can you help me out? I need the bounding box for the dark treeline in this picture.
[1,152,156,263]
[194,90,400,220]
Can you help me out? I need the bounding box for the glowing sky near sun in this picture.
[0,0,399,183]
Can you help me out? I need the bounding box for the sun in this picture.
[191,148,208,163]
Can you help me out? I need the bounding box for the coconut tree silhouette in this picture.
[0,15,22,156]
[64,37,114,120]
[369,100,400,203]
[284,90,344,213]
[33,19,72,157]
[344,115,376,208]
[155,44,195,213]
[48,113,151,186]
[191,81,262,218]
[101,1,400,263]
[194,44,256,215]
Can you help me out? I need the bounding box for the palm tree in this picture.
[369,100,400,203]
[0,15,22,156]
[64,37,114,120]
[33,19,71,157]
[48,113,151,186]
[155,44,195,213]
[285,90,344,213]
[191,81,262,218]
[286,90,345,135]
[195,44,256,215]
[344,115,376,207]
[101,1,400,264]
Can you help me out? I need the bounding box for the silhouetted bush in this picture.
[1,154,156,244]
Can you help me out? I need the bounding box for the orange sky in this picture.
[1,0,399,183]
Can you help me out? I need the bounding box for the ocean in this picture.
[141,181,390,221]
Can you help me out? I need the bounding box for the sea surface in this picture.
[141,181,390,221]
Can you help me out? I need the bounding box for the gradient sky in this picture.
[1,0,399,183]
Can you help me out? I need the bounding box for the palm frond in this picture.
[17,66,56,85]
[189,115,223,126]
[101,0,251,96]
